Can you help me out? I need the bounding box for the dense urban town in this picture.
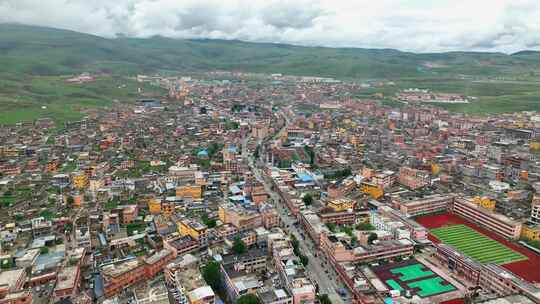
[2,72,540,304]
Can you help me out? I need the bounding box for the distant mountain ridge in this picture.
[1,23,540,79]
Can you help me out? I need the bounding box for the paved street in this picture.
[248,154,346,304]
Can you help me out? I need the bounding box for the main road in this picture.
[244,110,346,303]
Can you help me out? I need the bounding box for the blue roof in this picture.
[229,185,242,194]
[229,195,245,201]
[94,274,104,298]
[227,146,238,153]
[298,173,314,182]
[384,298,394,304]
[197,149,209,157]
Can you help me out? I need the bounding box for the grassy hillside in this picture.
[4,24,540,80]
[2,24,540,123]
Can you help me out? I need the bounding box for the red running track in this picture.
[441,299,464,304]
[416,212,540,283]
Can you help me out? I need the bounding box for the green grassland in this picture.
[3,24,540,120]
[0,75,165,125]
[431,225,527,265]
[386,79,540,114]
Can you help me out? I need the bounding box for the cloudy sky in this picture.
[1,0,540,53]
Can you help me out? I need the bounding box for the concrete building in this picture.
[53,265,81,302]
[398,166,430,190]
[392,194,454,217]
[452,197,522,240]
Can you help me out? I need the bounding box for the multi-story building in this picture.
[220,249,267,302]
[300,211,326,246]
[102,259,146,298]
[260,206,280,229]
[176,184,202,199]
[258,289,293,304]
[531,195,540,225]
[218,205,262,231]
[102,249,176,298]
[162,202,175,216]
[71,171,88,189]
[178,219,208,247]
[148,198,162,214]
[165,256,215,304]
[479,264,540,302]
[432,243,481,284]
[326,198,355,212]
[320,233,414,264]
[319,210,356,226]
[0,269,29,302]
[360,182,384,199]
[521,223,540,241]
[398,166,430,190]
[371,170,396,189]
[392,194,454,217]
[451,197,522,240]
[163,234,199,256]
[143,249,176,278]
[52,265,81,302]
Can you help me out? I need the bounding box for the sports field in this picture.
[373,259,457,298]
[431,224,527,265]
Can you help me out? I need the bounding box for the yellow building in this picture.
[72,172,88,190]
[327,198,355,212]
[530,140,540,151]
[472,196,496,211]
[178,220,208,242]
[521,224,540,241]
[360,182,384,199]
[176,184,202,199]
[148,198,162,214]
[218,206,262,230]
[162,202,174,216]
[431,163,440,175]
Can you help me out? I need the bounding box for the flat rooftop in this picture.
[55,266,79,291]
[0,269,24,290]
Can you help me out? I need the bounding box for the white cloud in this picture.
[0,0,540,53]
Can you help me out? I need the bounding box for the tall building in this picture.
[452,197,522,240]
[531,195,540,224]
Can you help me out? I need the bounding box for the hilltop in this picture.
[2,24,540,124]
[2,24,540,79]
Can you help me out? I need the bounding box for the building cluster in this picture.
[2,71,540,304]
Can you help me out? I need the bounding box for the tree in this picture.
[304,145,316,165]
[64,223,73,234]
[302,194,313,206]
[299,254,309,266]
[232,237,247,254]
[318,294,332,304]
[341,225,353,237]
[236,294,260,304]
[351,236,358,246]
[325,223,337,233]
[66,195,75,206]
[39,246,49,254]
[355,222,375,231]
[201,213,216,228]
[368,233,378,245]
[202,261,222,290]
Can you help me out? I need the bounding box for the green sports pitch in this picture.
[431,224,527,265]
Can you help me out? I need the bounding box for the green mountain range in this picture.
[3,23,540,79]
[2,23,540,124]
